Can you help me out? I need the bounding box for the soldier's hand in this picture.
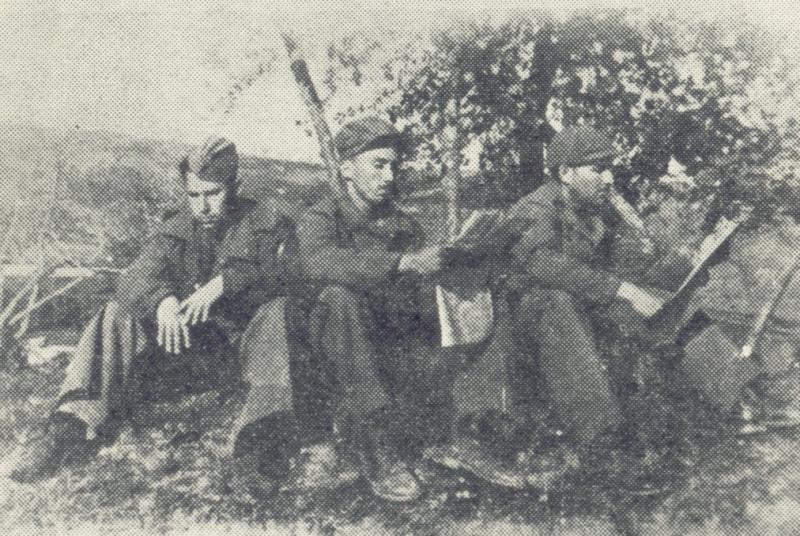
[180,275,224,325]
[616,282,665,318]
[398,246,443,275]
[157,296,191,354]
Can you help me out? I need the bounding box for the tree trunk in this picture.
[512,23,560,200]
[280,32,344,200]
[514,121,549,197]
[441,124,466,241]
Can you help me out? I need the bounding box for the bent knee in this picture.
[102,300,134,326]
[253,297,288,318]
[514,289,576,335]
[246,298,289,336]
[518,288,573,313]
[317,285,363,308]
[241,298,291,371]
[546,290,575,309]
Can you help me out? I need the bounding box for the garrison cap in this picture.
[547,125,616,167]
[181,136,238,184]
[334,116,402,161]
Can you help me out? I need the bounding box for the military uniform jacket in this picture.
[501,181,622,305]
[115,197,299,323]
[296,193,424,291]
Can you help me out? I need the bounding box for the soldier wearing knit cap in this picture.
[334,115,404,161]
[428,124,669,489]
[546,124,617,168]
[2,136,301,489]
[253,115,451,503]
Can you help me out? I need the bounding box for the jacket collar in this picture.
[335,189,398,231]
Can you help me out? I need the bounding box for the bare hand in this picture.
[156,296,191,354]
[398,246,443,275]
[616,282,665,318]
[179,275,224,326]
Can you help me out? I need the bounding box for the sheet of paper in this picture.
[676,216,744,296]
[436,284,494,347]
[437,209,498,347]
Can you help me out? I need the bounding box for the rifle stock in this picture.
[738,250,800,360]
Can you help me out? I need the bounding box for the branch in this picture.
[0,265,121,278]
[8,275,92,327]
[0,262,55,328]
[279,31,344,200]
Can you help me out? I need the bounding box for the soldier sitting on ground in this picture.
[1,137,300,484]
[231,116,481,503]
[426,125,687,490]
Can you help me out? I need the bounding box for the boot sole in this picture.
[368,481,422,503]
[738,418,800,436]
[283,468,361,492]
[424,447,527,490]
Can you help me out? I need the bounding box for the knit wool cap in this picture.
[547,125,616,167]
[334,116,402,161]
[182,136,238,184]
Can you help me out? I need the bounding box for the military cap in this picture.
[180,136,238,184]
[334,116,402,161]
[547,125,616,167]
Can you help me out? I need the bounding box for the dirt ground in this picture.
[3,348,800,536]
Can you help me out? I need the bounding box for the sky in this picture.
[1,0,799,163]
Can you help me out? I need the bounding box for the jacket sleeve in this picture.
[521,248,623,304]
[221,216,299,299]
[115,235,178,320]
[297,207,402,288]
[505,207,622,305]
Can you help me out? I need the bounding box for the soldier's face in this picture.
[186,172,229,227]
[343,147,399,205]
[562,164,614,205]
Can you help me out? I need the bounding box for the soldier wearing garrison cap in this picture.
[2,136,302,488]
[427,124,672,489]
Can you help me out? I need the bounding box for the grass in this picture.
[3,342,800,535]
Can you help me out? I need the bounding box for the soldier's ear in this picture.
[559,165,574,184]
[224,177,240,200]
[340,159,355,179]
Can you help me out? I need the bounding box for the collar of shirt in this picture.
[337,189,399,232]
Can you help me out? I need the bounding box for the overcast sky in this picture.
[2,0,799,163]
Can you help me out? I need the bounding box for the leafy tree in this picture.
[318,10,798,235]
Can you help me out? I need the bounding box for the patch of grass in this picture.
[3,348,800,535]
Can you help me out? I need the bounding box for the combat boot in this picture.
[424,433,526,489]
[284,441,360,491]
[227,451,280,500]
[354,420,421,502]
[228,410,300,497]
[1,412,91,483]
[424,432,573,490]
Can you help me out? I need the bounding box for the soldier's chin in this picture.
[197,217,220,227]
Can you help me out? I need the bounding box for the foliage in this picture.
[319,10,799,217]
